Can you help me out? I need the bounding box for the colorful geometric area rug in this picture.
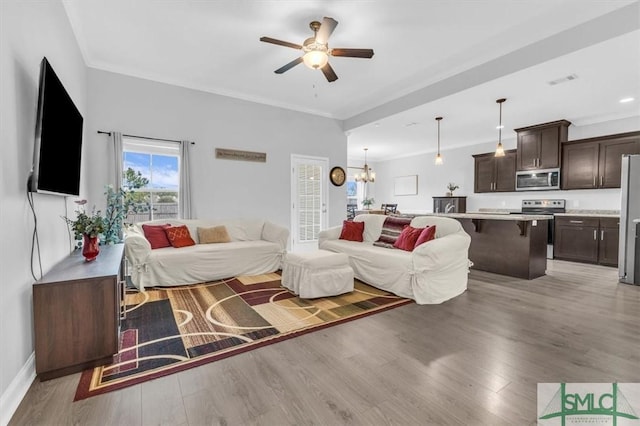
[74,272,412,401]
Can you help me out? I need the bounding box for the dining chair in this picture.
[382,203,398,214]
[347,204,357,220]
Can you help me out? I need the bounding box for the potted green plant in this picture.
[447,182,459,196]
[102,184,135,245]
[362,197,375,209]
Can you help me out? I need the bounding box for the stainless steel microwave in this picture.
[515,168,560,191]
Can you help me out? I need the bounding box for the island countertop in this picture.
[426,212,553,221]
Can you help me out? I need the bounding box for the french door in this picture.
[290,155,329,252]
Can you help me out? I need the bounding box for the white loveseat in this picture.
[318,214,471,304]
[124,219,289,291]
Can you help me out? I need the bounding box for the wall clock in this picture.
[330,166,346,186]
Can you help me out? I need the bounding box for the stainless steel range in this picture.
[511,199,566,259]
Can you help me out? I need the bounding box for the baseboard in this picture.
[0,352,35,426]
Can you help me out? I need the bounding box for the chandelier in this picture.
[355,148,376,183]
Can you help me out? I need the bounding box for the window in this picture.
[122,137,181,222]
[347,167,365,208]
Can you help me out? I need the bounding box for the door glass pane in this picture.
[297,164,322,242]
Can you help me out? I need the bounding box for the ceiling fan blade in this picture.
[321,63,338,82]
[315,17,338,44]
[274,57,303,74]
[331,48,375,58]
[260,36,303,50]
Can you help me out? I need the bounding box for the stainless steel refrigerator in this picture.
[619,154,640,285]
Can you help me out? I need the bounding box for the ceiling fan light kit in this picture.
[260,17,374,82]
[302,46,329,69]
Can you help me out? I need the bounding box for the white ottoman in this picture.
[282,250,354,298]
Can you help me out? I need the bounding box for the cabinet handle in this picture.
[593,176,596,187]
[601,230,604,240]
[593,230,597,240]
[569,220,583,224]
[600,175,603,187]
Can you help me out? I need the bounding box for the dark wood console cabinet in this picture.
[473,149,516,193]
[554,216,619,266]
[515,120,570,171]
[33,243,124,380]
[561,131,640,189]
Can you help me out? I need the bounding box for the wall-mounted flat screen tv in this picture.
[29,57,83,197]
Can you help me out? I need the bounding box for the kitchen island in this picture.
[427,212,552,279]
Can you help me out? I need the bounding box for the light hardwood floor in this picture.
[9,260,640,425]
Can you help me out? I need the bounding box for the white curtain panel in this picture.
[179,140,193,219]
[111,131,123,190]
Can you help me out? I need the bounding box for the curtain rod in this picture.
[97,130,195,145]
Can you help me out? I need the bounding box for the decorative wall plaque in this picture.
[215,148,266,163]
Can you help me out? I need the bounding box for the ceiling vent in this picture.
[548,74,579,86]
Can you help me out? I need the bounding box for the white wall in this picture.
[0,0,87,422]
[85,69,347,235]
[1,5,347,420]
[369,116,639,214]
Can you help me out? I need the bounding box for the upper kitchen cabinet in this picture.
[515,120,571,171]
[561,131,640,190]
[473,149,516,193]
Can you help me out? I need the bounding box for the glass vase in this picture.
[82,234,100,262]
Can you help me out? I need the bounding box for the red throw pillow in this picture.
[141,224,172,249]
[339,220,364,242]
[164,225,196,248]
[393,225,424,252]
[414,225,437,248]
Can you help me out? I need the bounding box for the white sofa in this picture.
[318,214,471,304]
[124,219,289,291]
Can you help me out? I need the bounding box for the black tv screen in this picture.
[30,57,83,196]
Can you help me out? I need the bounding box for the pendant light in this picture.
[495,98,506,157]
[434,116,443,165]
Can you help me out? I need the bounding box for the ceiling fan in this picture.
[260,17,374,82]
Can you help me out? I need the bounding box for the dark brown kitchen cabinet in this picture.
[433,196,466,213]
[598,217,620,267]
[515,120,571,171]
[554,216,619,266]
[561,131,640,189]
[473,149,516,193]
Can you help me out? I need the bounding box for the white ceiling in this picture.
[62,0,640,161]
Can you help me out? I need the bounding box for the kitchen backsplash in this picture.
[564,209,620,215]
